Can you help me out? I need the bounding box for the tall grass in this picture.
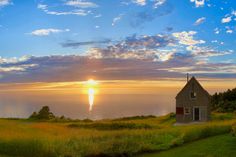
[0,115,234,157]
[232,123,236,136]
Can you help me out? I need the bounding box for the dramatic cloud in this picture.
[61,39,111,48]
[0,53,235,83]
[0,0,11,7]
[65,0,98,8]
[172,31,205,46]
[194,17,206,25]
[190,0,205,7]
[0,32,234,82]
[30,28,70,36]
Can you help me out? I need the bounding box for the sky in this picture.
[0,0,236,83]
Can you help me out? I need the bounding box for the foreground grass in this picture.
[0,113,234,157]
[140,134,236,157]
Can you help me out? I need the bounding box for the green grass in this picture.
[0,113,234,157]
[140,134,236,157]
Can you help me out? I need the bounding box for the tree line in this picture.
[211,88,236,112]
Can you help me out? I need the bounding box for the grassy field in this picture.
[140,134,236,157]
[0,113,235,157]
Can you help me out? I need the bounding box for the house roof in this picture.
[176,76,210,99]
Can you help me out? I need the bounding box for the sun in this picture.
[87,79,97,87]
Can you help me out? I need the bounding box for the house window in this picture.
[190,91,196,99]
[184,107,191,115]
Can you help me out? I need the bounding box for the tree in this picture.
[29,106,55,120]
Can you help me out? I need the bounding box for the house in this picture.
[176,75,211,123]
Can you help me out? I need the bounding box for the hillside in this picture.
[0,113,235,157]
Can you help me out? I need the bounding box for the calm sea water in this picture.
[0,91,176,119]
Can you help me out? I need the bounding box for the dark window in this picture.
[184,107,191,115]
[176,107,184,115]
[190,91,196,99]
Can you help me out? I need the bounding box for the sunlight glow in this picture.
[88,88,95,112]
[87,79,97,112]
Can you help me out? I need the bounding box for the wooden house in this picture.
[176,76,211,123]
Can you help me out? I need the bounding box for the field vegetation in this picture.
[0,111,235,157]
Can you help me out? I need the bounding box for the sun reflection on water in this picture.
[86,79,97,112]
[88,88,95,112]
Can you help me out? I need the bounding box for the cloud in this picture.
[186,45,232,58]
[165,27,173,32]
[65,0,98,8]
[0,0,11,7]
[0,31,234,82]
[194,17,206,25]
[221,16,232,23]
[226,29,233,34]
[61,39,111,48]
[47,10,89,16]
[131,0,166,8]
[232,10,236,16]
[162,64,236,75]
[37,3,91,16]
[132,0,146,6]
[130,2,173,27]
[94,14,102,18]
[112,14,124,26]
[0,53,235,83]
[172,31,205,46]
[30,28,70,36]
[0,56,37,73]
[37,4,47,10]
[214,28,220,34]
[190,0,205,7]
[153,0,166,8]
[87,34,177,62]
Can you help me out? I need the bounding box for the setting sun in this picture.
[87,79,97,86]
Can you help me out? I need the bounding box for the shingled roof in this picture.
[176,76,210,99]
